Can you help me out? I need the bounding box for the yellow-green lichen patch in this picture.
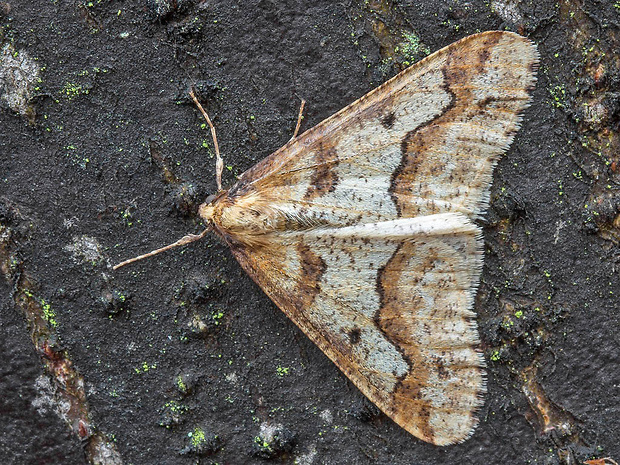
[211,310,224,325]
[134,361,157,374]
[40,298,58,327]
[349,0,430,77]
[181,427,221,456]
[190,427,206,447]
[176,375,188,394]
[59,67,108,101]
[502,315,515,329]
[83,0,104,8]
[159,400,189,428]
[119,205,140,228]
[548,84,567,109]
[61,82,89,100]
[396,31,430,66]
[252,422,296,459]
[253,435,273,455]
[23,289,58,328]
[100,288,130,317]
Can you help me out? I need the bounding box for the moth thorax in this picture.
[202,193,287,236]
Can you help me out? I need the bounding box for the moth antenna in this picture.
[113,229,209,270]
[189,88,223,192]
[290,98,306,141]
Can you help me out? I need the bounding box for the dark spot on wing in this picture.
[349,327,361,344]
[382,111,396,129]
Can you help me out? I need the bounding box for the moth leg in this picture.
[113,229,209,270]
[290,98,306,141]
[189,89,224,192]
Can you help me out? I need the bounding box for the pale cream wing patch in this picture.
[228,213,484,445]
[227,30,538,225]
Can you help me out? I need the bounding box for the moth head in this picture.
[198,202,215,224]
[198,190,227,226]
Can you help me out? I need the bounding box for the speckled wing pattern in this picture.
[200,31,538,445]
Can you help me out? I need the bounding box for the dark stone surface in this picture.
[1,0,618,464]
[0,281,84,464]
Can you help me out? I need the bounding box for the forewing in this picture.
[229,214,485,445]
[228,31,538,223]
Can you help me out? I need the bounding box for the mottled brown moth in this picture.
[116,31,538,445]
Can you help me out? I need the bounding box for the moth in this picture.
[116,31,538,445]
